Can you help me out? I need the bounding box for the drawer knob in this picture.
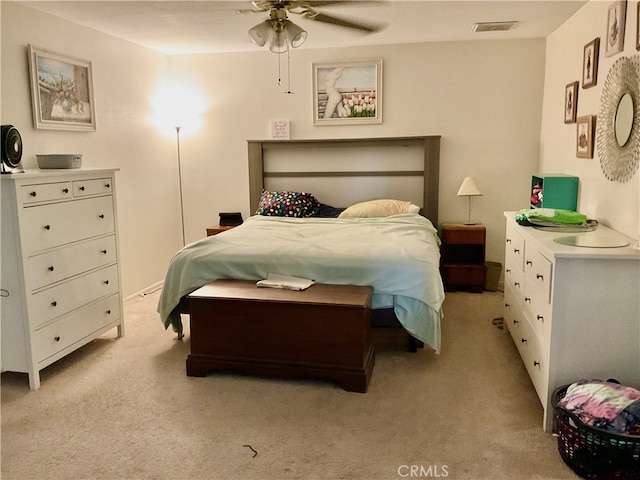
[105,183,110,188]
[521,338,527,343]
[524,297,531,303]
[533,361,540,367]
[63,188,69,194]
[101,249,108,254]
[505,302,510,308]
[54,336,60,342]
[536,274,544,280]
[513,248,520,253]
[48,266,54,272]
[51,301,57,307]
[103,280,110,285]
[79,186,85,191]
[106,309,112,315]
[514,282,520,287]
[526,260,532,265]
[98,214,105,219]
[513,319,519,325]
[506,238,512,243]
[30,191,37,197]
[506,268,511,274]
[43,224,51,230]
[537,315,544,321]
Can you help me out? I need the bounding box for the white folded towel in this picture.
[256,273,315,291]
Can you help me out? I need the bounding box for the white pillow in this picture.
[338,199,420,218]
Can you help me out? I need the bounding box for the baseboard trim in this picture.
[124,280,163,303]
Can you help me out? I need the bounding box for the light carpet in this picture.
[1,290,578,480]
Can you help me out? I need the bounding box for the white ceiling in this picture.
[21,0,588,55]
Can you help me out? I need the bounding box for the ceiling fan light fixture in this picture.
[284,20,307,48]
[268,29,289,53]
[249,19,273,47]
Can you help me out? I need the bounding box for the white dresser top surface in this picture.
[505,212,640,260]
[1,168,119,181]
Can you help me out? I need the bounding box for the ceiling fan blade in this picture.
[304,12,383,33]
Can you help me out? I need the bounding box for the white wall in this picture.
[1,2,183,298]
[2,2,548,297]
[170,39,546,269]
[541,0,639,239]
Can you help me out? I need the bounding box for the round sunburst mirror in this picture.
[596,55,640,182]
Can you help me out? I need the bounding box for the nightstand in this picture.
[206,225,236,236]
[440,223,486,293]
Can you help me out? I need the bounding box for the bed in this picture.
[158,135,444,352]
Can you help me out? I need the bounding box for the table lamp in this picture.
[457,176,483,224]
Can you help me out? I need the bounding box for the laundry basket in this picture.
[552,385,640,480]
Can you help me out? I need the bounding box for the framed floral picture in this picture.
[564,81,579,124]
[605,1,627,57]
[28,45,96,131]
[576,115,595,158]
[582,38,600,88]
[313,60,382,125]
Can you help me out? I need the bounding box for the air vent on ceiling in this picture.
[472,21,518,33]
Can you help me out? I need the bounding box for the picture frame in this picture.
[582,38,600,88]
[28,45,96,131]
[313,60,382,125]
[564,81,579,124]
[605,1,627,57]
[636,2,639,51]
[576,115,595,158]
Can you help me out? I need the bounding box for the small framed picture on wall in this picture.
[564,81,578,124]
[605,0,627,57]
[636,2,640,50]
[582,38,600,88]
[576,115,595,158]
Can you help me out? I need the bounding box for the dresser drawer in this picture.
[33,294,121,364]
[524,280,552,342]
[504,254,524,293]
[505,225,525,270]
[21,196,115,253]
[20,181,73,205]
[73,178,113,197]
[524,249,553,302]
[516,316,549,405]
[26,236,117,291]
[29,264,119,328]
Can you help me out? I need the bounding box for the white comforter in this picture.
[157,214,445,352]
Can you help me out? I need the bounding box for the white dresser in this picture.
[503,212,640,432]
[1,169,124,390]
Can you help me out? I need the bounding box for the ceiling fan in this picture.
[239,1,385,53]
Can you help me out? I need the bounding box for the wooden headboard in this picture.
[248,136,441,225]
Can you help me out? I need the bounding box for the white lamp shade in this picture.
[268,29,288,53]
[457,177,483,196]
[285,20,307,48]
[249,20,273,47]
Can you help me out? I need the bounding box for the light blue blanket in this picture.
[157,214,445,352]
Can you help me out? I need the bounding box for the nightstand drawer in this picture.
[441,225,485,244]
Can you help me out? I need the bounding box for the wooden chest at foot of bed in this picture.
[186,280,375,393]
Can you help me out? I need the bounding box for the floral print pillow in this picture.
[255,190,320,217]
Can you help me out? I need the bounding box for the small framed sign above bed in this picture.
[313,60,382,125]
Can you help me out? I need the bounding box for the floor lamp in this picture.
[175,126,186,246]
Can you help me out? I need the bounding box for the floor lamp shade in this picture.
[457,177,483,224]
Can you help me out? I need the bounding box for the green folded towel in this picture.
[515,208,587,226]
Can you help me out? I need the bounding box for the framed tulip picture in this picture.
[576,115,595,158]
[28,45,97,131]
[605,0,627,57]
[564,81,578,124]
[313,60,382,125]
